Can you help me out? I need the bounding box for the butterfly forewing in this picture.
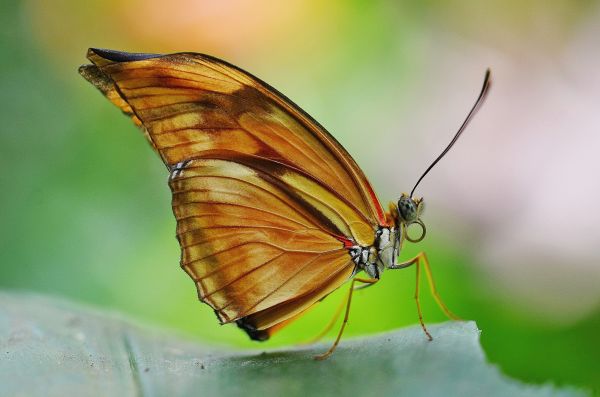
[80,48,387,228]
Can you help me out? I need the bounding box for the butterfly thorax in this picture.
[349,225,401,279]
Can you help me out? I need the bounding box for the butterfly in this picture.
[79,48,490,359]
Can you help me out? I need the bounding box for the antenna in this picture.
[410,69,492,197]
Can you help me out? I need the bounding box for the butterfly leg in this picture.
[390,251,460,341]
[300,298,345,346]
[353,280,378,291]
[303,279,375,346]
[314,277,378,360]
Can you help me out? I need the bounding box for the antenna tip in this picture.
[484,68,492,86]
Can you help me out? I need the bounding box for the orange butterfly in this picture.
[80,48,490,359]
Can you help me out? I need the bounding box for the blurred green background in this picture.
[1,0,598,393]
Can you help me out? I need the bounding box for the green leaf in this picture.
[0,292,588,397]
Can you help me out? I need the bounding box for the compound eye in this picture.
[398,198,417,222]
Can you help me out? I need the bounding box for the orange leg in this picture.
[314,277,379,360]
[390,251,461,341]
[304,278,377,346]
[301,297,345,346]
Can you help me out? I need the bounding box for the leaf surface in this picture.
[0,292,588,397]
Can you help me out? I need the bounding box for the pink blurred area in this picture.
[387,7,600,323]
[26,0,600,324]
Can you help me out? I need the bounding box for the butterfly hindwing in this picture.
[170,156,356,327]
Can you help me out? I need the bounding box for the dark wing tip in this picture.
[87,48,162,63]
[236,318,270,342]
[78,63,114,94]
[77,63,93,78]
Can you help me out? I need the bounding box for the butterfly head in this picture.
[397,194,426,243]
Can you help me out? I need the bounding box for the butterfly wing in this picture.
[80,48,387,338]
